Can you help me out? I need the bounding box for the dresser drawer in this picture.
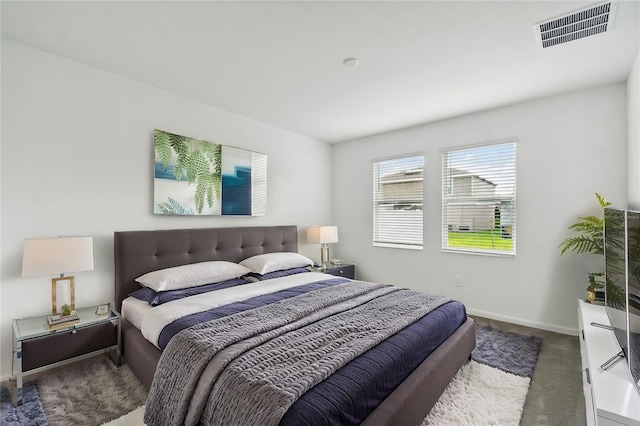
[22,321,117,371]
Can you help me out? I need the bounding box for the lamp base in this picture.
[320,244,330,266]
[51,275,75,316]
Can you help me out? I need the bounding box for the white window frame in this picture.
[373,153,424,250]
[442,140,516,257]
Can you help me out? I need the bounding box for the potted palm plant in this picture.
[559,193,609,303]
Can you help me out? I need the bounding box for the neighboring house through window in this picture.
[442,141,516,256]
[373,154,424,249]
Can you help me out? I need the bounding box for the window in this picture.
[442,141,516,256]
[373,154,424,249]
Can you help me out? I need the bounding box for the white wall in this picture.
[333,84,628,335]
[628,48,640,209]
[0,40,333,379]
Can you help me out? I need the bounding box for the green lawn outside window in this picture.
[447,230,513,251]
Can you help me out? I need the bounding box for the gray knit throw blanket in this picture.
[144,280,451,426]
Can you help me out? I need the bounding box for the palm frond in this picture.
[187,150,208,184]
[167,133,190,182]
[559,193,609,256]
[559,236,599,255]
[596,192,611,209]
[568,216,602,233]
[156,197,194,215]
[605,274,626,309]
[212,171,221,201]
[154,130,173,170]
[195,179,207,214]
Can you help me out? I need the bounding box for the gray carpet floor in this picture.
[472,315,585,426]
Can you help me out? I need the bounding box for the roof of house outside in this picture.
[381,167,496,187]
[448,168,496,187]
[381,167,423,183]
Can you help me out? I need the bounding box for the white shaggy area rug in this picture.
[422,360,530,426]
[103,360,530,426]
[101,405,145,426]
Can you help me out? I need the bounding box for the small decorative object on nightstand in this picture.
[12,304,120,405]
[96,304,109,316]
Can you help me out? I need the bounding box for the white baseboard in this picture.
[466,308,579,336]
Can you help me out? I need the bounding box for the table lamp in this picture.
[307,226,339,266]
[22,236,94,316]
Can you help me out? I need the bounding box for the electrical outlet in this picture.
[455,276,462,287]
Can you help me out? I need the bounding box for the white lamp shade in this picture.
[22,237,94,277]
[307,226,339,244]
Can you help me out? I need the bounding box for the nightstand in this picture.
[324,263,356,279]
[12,304,120,404]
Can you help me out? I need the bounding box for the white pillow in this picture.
[240,252,313,275]
[135,261,251,292]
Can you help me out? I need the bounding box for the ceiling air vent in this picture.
[535,1,618,49]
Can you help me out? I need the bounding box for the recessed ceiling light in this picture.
[343,58,359,67]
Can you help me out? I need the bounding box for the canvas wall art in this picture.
[154,129,267,216]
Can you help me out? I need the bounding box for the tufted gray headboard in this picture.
[114,226,298,311]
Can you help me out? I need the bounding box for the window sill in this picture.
[441,248,515,258]
[374,242,423,250]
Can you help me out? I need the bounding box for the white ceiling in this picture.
[2,1,639,143]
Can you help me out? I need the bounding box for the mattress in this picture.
[121,296,152,330]
[139,272,467,425]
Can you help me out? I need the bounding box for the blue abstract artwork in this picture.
[222,166,251,215]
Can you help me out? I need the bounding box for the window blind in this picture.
[442,141,516,256]
[373,154,424,249]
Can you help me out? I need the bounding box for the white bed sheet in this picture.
[141,271,337,348]
[121,296,153,330]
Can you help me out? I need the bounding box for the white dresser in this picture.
[578,299,640,425]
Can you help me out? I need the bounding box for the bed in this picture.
[114,225,475,426]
